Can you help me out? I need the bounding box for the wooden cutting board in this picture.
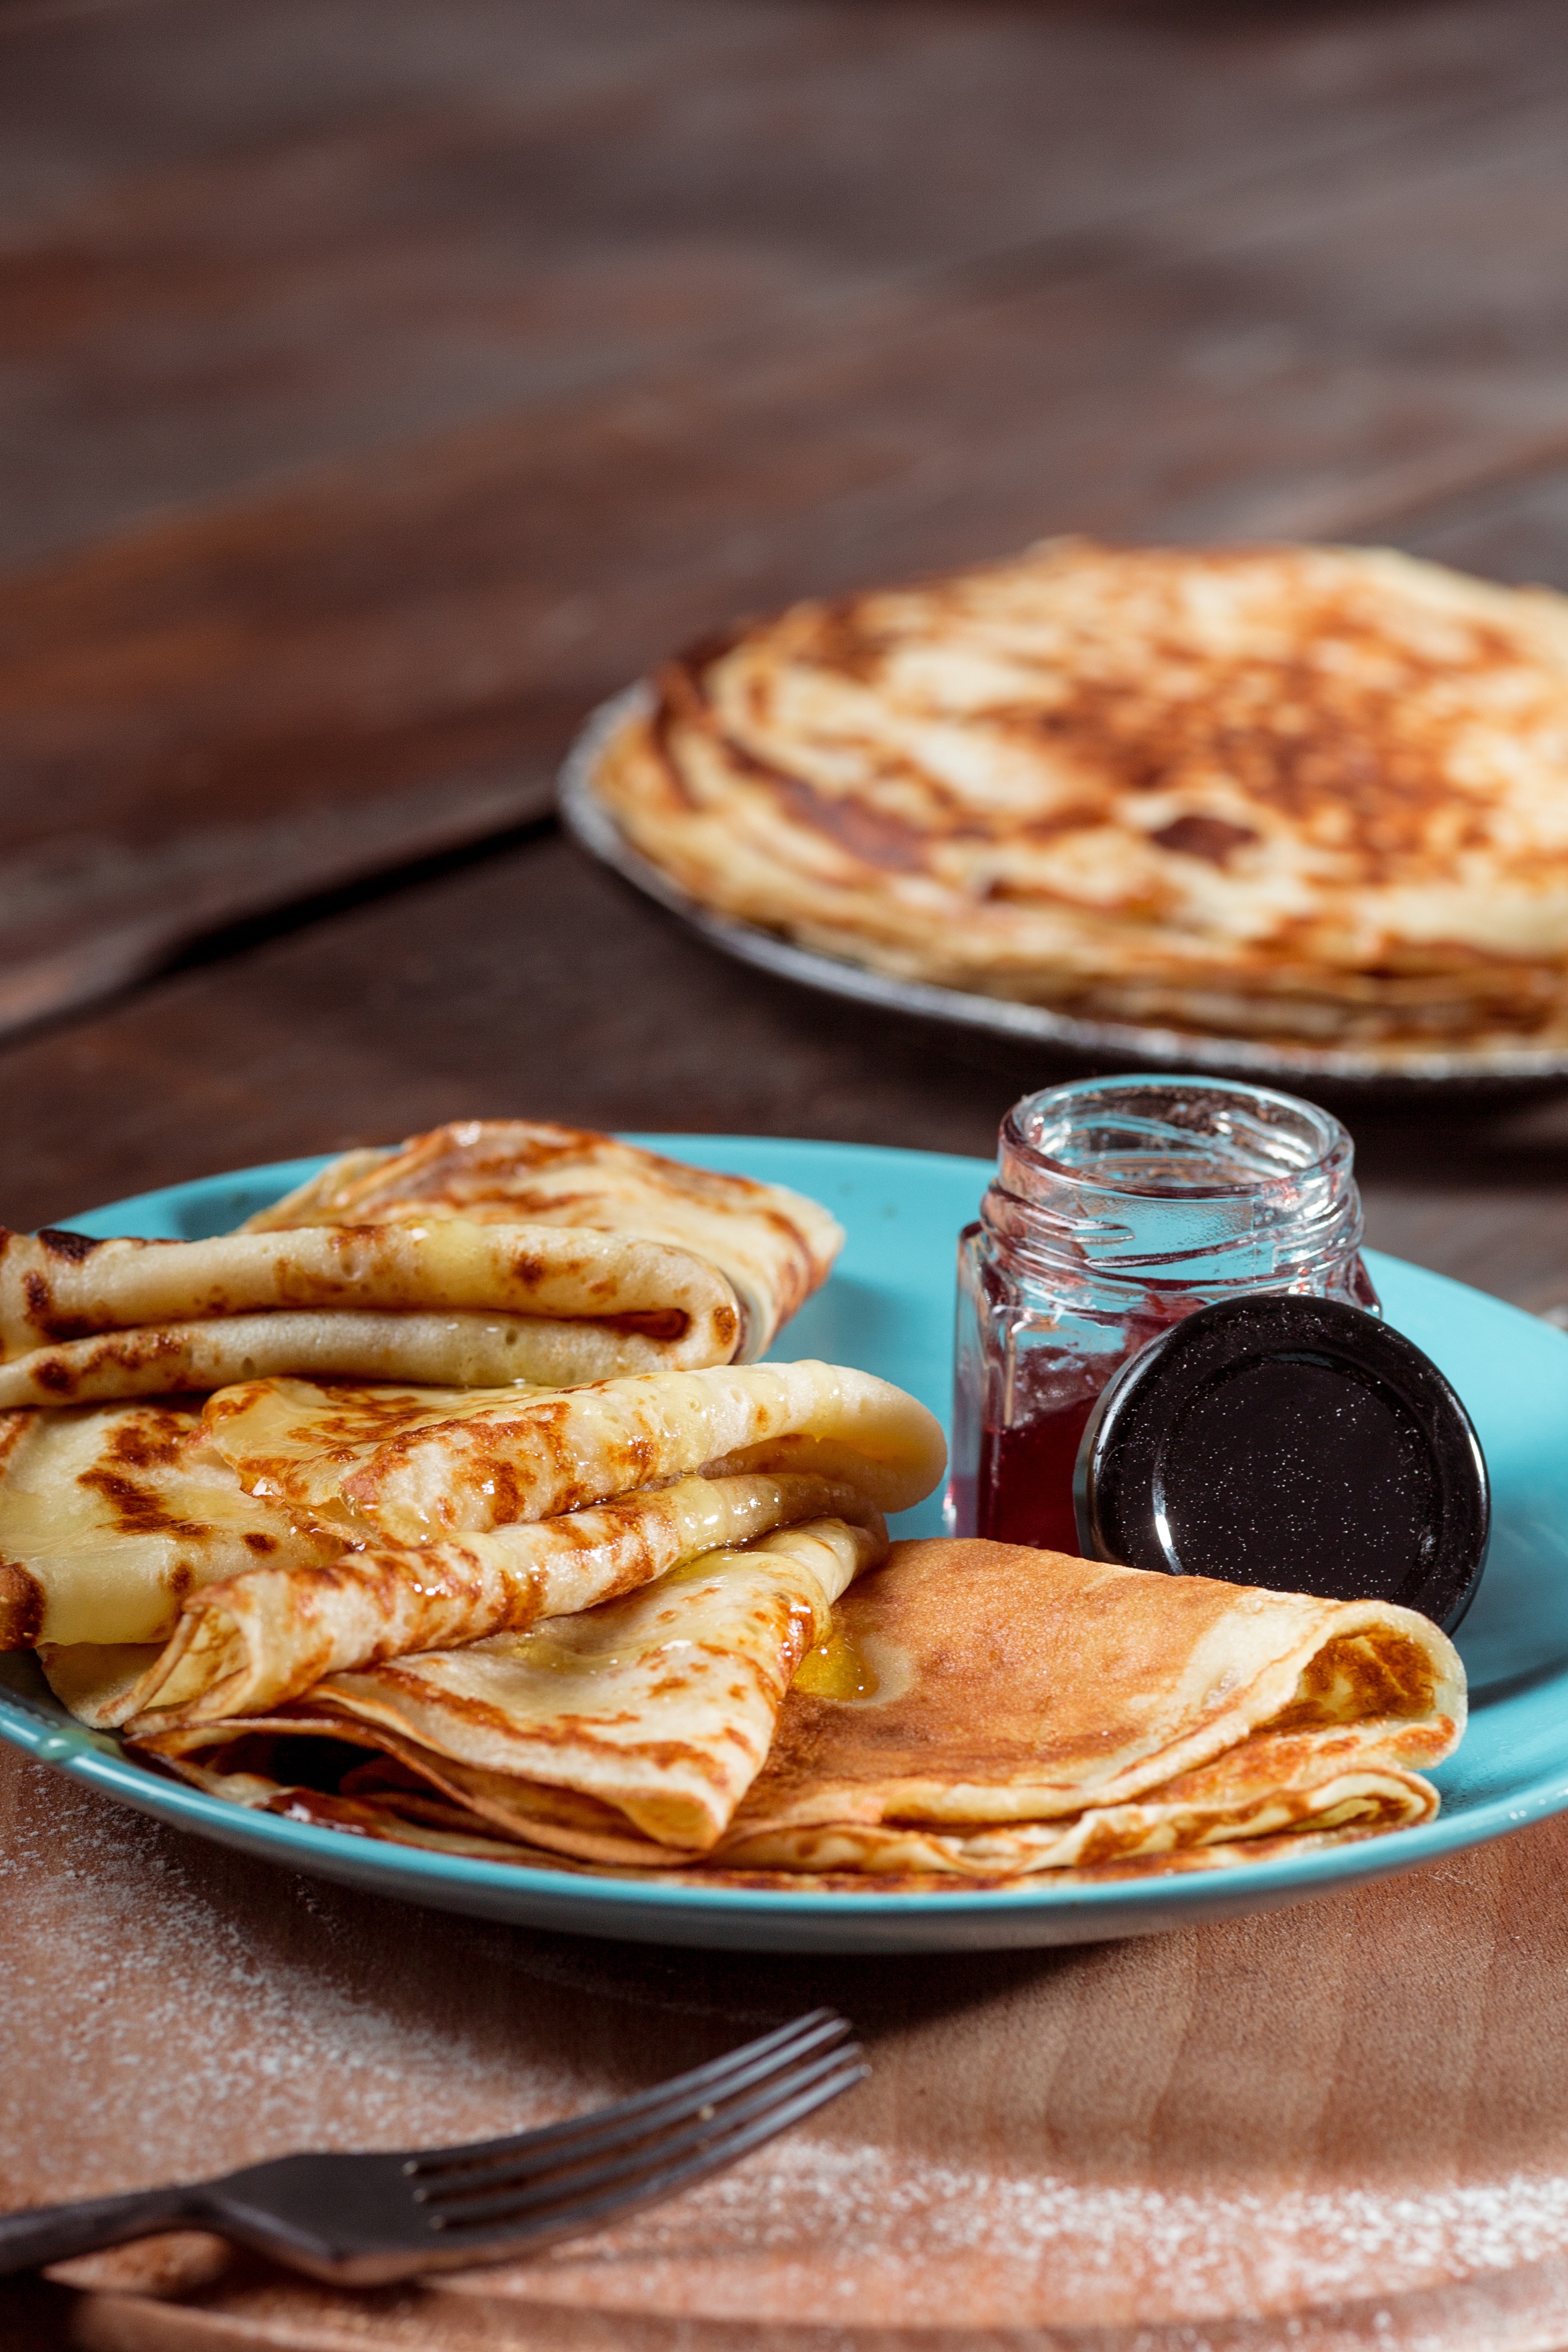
[7,1739,1568,2351]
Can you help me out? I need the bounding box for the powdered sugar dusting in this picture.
[461,2134,1568,2331]
[0,1758,587,2202]
[10,1747,1568,2343]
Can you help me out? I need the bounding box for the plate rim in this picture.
[5,1134,1567,1942]
[558,685,1568,1093]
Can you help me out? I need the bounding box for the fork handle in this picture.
[0,2184,208,2275]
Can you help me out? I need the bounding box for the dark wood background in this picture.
[6,1,1568,2343]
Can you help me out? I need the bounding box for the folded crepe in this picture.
[143,1518,885,1859]
[310,1357,948,1541]
[241,1120,844,1360]
[128,1538,1465,1883]
[0,1398,342,1649]
[30,1363,944,1729]
[715,1540,1464,1875]
[0,1217,757,1405]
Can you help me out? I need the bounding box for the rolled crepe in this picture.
[33,1362,942,1723]
[242,1120,844,1360]
[0,1221,745,1404]
[138,1538,1465,1882]
[329,1361,948,1542]
[138,1518,885,1857]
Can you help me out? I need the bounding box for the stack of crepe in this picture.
[0,1118,1465,1887]
[134,1538,1465,1887]
[0,1119,854,1657]
[590,538,1568,1052]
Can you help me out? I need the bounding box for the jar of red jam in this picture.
[946,1075,1378,1554]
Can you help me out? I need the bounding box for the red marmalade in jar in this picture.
[946,1077,1377,1554]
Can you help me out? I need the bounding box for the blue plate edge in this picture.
[9,1665,1563,1920]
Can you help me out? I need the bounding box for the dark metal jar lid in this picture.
[1073,1294,1489,1632]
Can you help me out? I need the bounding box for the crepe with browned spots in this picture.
[125,1538,1463,1881]
[32,1363,942,1727]
[136,1519,886,1857]
[308,1359,948,1545]
[593,540,1568,1054]
[0,1400,342,1649]
[713,1539,1463,1873]
[242,1120,843,1359]
[0,1216,749,1405]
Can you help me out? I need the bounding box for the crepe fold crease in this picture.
[138,1518,886,1857]
[241,1119,844,1359]
[126,1538,1465,1883]
[30,1364,942,1732]
[0,1219,752,1404]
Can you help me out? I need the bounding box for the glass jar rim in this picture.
[1001,1073,1353,1204]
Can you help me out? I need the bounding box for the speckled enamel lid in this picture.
[1073,1293,1489,1632]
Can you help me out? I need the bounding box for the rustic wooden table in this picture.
[7,1,1568,2343]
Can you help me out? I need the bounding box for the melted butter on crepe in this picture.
[57,1471,879,1730]
[140,1518,885,1859]
[35,1363,942,1725]
[241,1120,843,1359]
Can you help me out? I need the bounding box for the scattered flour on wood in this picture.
[524,2135,1568,2327]
[13,1765,1568,2331]
[0,1769,583,2198]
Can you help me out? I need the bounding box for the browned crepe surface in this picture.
[31,1363,940,1723]
[722,1539,1461,1835]
[593,539,1568,1049]
[0,1218,748,1404]
[242,1119,843,1357]
[142,1518,887,1858]
[135,1538,1465,1885]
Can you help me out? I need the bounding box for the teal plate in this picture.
[2,1136,1565,1955]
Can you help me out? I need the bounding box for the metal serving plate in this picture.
[560,686,1568,1093]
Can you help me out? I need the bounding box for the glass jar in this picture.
[946,1075,1378,1553]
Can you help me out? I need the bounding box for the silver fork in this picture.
[0,2008,865,2286]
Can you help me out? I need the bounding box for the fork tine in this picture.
[426,2053,869,2251]
[405,2008,850,2177]
[420,2039,865,2228]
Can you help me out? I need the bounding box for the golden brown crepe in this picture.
[714,1541,1461,1874]
[591,540,1568,1053]
[49,1473,879,1731]
[33,1364,943,1728]
[323,1359,948,1542]
[0,1218,748,1404]
[0,1399,342,1649]
[134,1538,1465,1883]
[242,1120,844,1359]
[139,1518,885,1859]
